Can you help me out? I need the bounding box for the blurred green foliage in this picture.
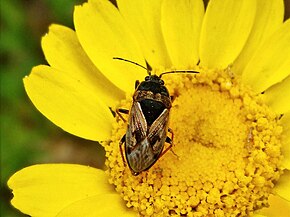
[1,0,84,216]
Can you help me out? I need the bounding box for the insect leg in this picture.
[168,127,174,142]
[116,108,129,122]
[156,128,174,159]
[135,80,140,89]
[119,134,127,166]
[117,108,129,114]
[170,95,176,102]
[158,138,173,159]
[162,128,179,159]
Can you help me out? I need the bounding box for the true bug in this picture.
[114,57,199,175]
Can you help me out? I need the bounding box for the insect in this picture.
[114,57,199,175]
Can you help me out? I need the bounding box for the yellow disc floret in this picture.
[103,68,283,217]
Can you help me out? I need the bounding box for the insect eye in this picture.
[145,76,150,81]
[159,80,164,85]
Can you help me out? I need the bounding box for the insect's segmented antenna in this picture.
[159,70,199,78]
[113,57,199,77]
[113,57,150,74]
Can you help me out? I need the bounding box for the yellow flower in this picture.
[8,0,290,216]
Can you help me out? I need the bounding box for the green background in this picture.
[0,1,106,216]
[0,0,289,216]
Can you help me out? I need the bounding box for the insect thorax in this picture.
[133,90,171,109]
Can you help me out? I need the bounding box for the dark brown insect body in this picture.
[119,75,173,175]
[115,57,198,176]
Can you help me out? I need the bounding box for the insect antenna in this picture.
[159,70,199,78]
[113,57,151,75]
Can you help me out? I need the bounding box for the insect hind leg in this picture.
[167,127,174,142]
[159,128,178,159]
[159,138,173,159]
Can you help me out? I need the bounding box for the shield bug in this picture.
[114,57,199,175]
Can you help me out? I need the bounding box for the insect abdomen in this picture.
[126,137,156,173]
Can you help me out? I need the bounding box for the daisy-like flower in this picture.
[8,0,290,216]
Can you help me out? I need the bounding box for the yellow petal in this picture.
[74,0,146,93]
[264,75,290,114]
[8,164,113,217]
[199,0,256,69]
[42,24,124,107]
[258,195,290,216]
[161,0,204,68]
[56,194,135,217]
[280,112,290,169]
[242,19,290,93]
[117,0,171,69]
[24,65,114,141]
[233,0,284,75]
[274,170,290,201]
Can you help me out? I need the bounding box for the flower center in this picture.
[103,68,283,216]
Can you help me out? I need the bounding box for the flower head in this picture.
[8,0,290,216]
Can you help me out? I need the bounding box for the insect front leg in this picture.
[135,80,140,89]
[116,108,129,122]
[119,134,127,166]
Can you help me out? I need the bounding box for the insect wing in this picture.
[126,102,147,150]
[125,102,170,173]
[148,108,169,155]
[125,102,151,173]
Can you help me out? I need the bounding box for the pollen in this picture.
[103,69,283,216]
